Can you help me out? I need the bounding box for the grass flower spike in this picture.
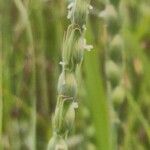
[99,0,125,149]
[47,0,92,149]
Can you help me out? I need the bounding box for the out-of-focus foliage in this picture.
[0,0,150,149]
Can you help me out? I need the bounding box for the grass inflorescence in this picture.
[47,0,92,149]
[98,0,125,149]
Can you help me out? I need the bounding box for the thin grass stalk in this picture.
[1,0,15,148]
[29,0,50,148]
[47,0,92,149]
[29,0,49,117]
[13,0,36,149]
[10,2,27,148]
[0,56,2,150]
[0,12,3,149]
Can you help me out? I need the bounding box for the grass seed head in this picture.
[99,4,121,35]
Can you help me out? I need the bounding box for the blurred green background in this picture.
[0,0,150,149]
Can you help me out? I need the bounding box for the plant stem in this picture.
[0,18,3,150]
[84,45,112,150]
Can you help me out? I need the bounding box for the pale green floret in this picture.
[62,27,80,71]
[68,0,90,29]
[99,4,121,35]
[53,97,77,135]
[112,85,125,105]
[106,60,122,87]
[62,26,92,70]
[109,34,124,64]
[57,72,77,98]
[73,37,84,64]
[65,102,78,132]
[47,134,68,150]
[73,37,93,64]
[73,0,89,28]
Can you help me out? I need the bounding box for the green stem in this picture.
[84,46,112,150]
[0,28,3,150]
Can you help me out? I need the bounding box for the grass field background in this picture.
[0,0,150,149]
